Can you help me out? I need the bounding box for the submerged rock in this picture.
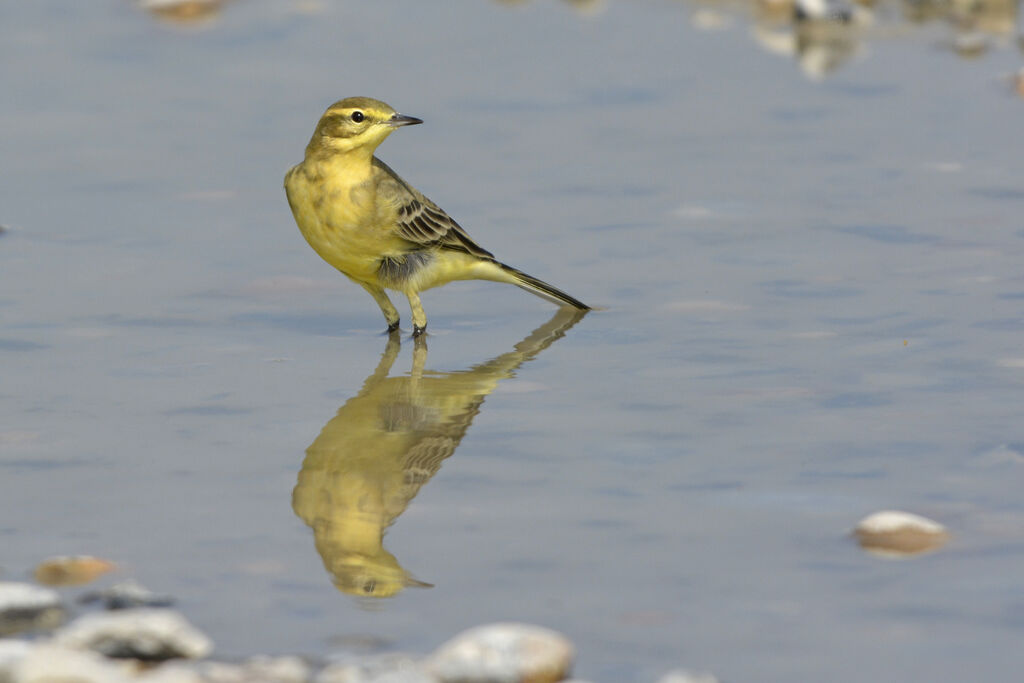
[79,580,176,610]
[427,622,574,683]
[53,608,213,661]
[0,582,65,636]
[854,510,949,556]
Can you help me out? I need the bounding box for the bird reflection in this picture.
[292,308,586,598]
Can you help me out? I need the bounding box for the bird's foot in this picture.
[412,324,427,338]
[386,320,401,334]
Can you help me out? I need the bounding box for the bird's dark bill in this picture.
[388,113,423,127]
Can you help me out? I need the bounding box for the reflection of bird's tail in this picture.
[468,305,587,381]
[496,261,590,310]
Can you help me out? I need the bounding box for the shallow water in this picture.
[3,0,1024,680]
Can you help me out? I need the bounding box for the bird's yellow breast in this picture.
[284,155,405,284]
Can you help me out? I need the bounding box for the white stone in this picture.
[80,580,175,610]
[0,583,60,612]
[856,510,946,534]
[0,640,32,683]
[136,661,207,683]
[53,608,212,661]
[164,656,311,683]
[14,644,136,683]
[854,510,949,556]
[0,582,64,635]
[241,656,313,683]
[427,622,574,683]
[317,654,435,683]
[183,661,245,683]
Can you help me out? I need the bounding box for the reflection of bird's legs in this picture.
[377,334,401,377]
[410,334,427,391]
[355,333,401,398]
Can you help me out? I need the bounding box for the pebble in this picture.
[794,0,854,22]
[0,573,667,683]
[208,656,313,683]
[656,671,720,683]
[0,582,65,636]
[136,662,207,683]
[79,580,176,610]
[854,510,949,556]
[0,640,32,681]
[33,555,117,587]
[952,31,988,57]
[53,608,213,661]
[316,653,435,682]
[145,655,312,683]
[427,622,574,683]
[14,644,136,683]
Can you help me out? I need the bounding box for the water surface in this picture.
[2,1,1024,681]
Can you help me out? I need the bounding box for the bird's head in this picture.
[329,553,434,599]
[308,96,422,156]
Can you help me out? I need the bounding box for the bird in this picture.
[284,97,589,337]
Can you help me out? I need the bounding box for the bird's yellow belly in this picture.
[285,166,401,284]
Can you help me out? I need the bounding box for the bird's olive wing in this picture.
[396,198,494,257]
[375,160,494,259]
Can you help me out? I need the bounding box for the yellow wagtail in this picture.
[284,97,589,336]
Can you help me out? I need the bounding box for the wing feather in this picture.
[374,158,495,259]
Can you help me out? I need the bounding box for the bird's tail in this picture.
[495,262,590,310]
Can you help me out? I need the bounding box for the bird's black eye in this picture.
[351,111,365,123]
